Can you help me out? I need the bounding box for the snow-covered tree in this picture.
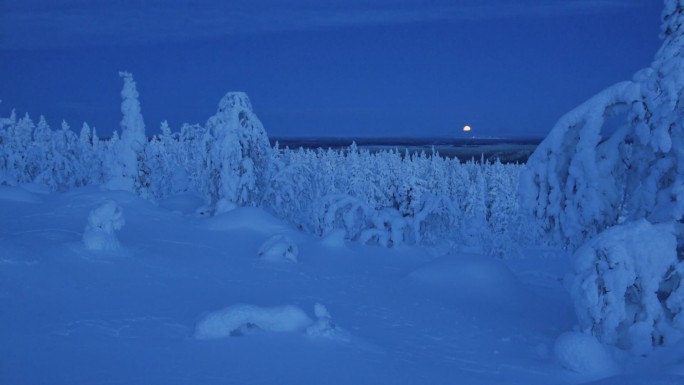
[523,0,684,354]
[205,92,272,212]
[105,72,149,196]
[521,1,684,248]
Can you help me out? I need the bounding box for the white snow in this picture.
[0,185,682,384]
[2,3,684,382]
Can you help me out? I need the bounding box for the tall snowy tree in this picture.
[105,72,149,196]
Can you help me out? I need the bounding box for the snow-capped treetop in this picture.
[521,0,684,247]
[118,71,146,148]
[215,92,253,119]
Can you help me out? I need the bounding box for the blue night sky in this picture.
[0,0,664,139]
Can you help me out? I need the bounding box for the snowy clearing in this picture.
[1,185,682,384]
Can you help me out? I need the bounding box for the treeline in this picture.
[0,76,534,255]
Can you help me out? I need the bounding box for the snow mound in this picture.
[0,186,43,203]
[319,229,348,249]
[194,304,312,339]
[553,332,618,375]
[82,200,125,251]
[206,207,291,235]
[408,254,524,302]
[258,234,298,263]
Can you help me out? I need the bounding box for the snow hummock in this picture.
[82,200,125,251]
[194,304,312,338]
[553,332,618,376]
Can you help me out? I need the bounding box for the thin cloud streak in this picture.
[1,0,645,49]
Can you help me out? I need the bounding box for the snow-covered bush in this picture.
[305,303,350,341]
[194,304,312,339]
[258,234,299,263]
[312,194,373,241]
[83,200,125,251]
[569,220,683,356]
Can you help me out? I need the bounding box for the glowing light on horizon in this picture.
[463,125,472,132]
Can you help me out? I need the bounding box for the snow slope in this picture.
[1,185,683,384]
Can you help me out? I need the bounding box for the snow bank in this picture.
[258,234,298,263]
[195,303,349,341]
[158,193,205,215]
[319,229,348,249]
[194,304,312,339]
[553,332,618,375]
[0,186,43,203]
[82,200,125,251]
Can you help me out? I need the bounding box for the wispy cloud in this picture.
[0,0,646,49]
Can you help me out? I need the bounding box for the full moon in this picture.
[463,125,472,132]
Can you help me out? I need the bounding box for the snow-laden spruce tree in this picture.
[205,92,271,212]
[105,72,149,196]
[522,0,684,355]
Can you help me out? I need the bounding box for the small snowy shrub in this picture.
[569,220,683,356]
[258,234,298,263]
[306,303,350,341]
[83,200,125,251]
[313,194,372,241]
[194,304,312,339]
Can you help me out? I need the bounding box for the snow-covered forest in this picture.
[2,1,684,384]
[0,75,529,256]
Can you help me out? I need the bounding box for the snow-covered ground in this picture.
[1,185,682,385]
